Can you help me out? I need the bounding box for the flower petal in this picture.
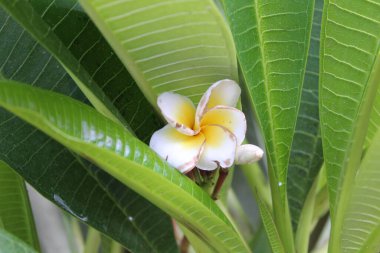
[157,92,196,135]
[200,106,246,145]
[235,144,264,165]
[196,125,237,171]
[149,125,205,173]
[195,79,241,128]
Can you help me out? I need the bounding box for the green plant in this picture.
[0,0,379,252]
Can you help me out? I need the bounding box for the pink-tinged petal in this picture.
[200,106,246,145]
[235,144,264,165]
[196,125,237,171]
[149,125,205,173]
[195,79,241,129]
[157,92,196,135]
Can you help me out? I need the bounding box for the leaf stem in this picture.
[295,174,319,253]
[84,227,101,253]
[212,169,229,200]
[110,241,123,253]
[268,162,295,253]
[186,170,195,181]
[180,236,189,253]
[239,162,271,206]
[226,190,254,241]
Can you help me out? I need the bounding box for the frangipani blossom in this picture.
[149,79,263,173]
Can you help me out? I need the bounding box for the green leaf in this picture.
[0,0,163,141]
[0,81,250,253]
[0,11,178,252]
[319,0,380,250]
[0,228,38,253]
[0,160,39,250]
[287,0,324,232]
[222,0,314,193]
[1,123,178,253]
[340,129,380,253]
[79,0,238,106]
[256,194,285,253]
[223,1,314,251]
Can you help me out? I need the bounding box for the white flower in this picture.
[149,79,263,173]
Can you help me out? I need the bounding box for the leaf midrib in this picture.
[253,1,277,172]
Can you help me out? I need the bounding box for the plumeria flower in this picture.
[149,79,263,173]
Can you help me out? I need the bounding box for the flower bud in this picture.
[235,144,264,165]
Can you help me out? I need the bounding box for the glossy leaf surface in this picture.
[0,81,250,253]
[0,0,119,123]
[1,0,163,138]
[30,0,163,141]
[341,129,380,253]
[79,0,238,106]
[0,161,39,250]
[287,0,324,232]
[0,228,37,253]
[0,10,177,252]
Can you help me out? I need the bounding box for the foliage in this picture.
[0,0,379,252]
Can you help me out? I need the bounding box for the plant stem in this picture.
[110,241,123,253]
[84,227,101,253]
[239,163,271,206]
[295,174,319,253]
[268,162,295,253]
[211,169,229,200]
[186,170,195,181]
[226,190,254,241]
[180,236,189,253]
[62,215,84,253]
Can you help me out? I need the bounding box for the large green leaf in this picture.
[222,0,314,191]
[0,0,163,141]
[79,0,238,106]
[0,10,177,252]
[340,129,380,253]
[319,0,380,250]
[0,228,38,253]
[0,116,178,253]
[0,81,250,253]
[0,161,39,250]
[223,1,314,251]
[287,0,324,232]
